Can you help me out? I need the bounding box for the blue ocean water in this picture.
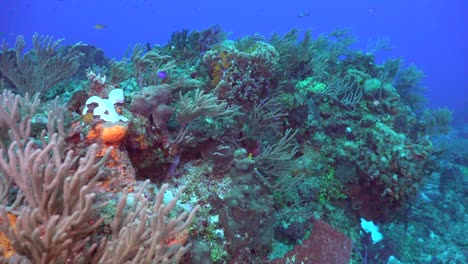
[1,0,466,119]
[0,1,467,263]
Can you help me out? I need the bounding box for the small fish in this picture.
[94,24,107,30]
[145,42,151,52]
[157,71,167,79]
[297,13,310,18]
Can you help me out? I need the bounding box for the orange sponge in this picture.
[0,213,17,258]
[101,125,128,144]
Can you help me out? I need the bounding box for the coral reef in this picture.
[0,27,462,263]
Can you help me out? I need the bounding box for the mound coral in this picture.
[203,40,279,109]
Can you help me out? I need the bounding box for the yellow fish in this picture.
[94,24,107,30]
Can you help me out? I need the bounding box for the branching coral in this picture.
[320,73,364,111]
[131,44,177,88]
[422,107,453,135]
[0,91,110,262]
[165,25,226,63]
[237,98,287,142]
[393,64,426,110]
[100,182,200,263]
[254,129,302,192]
[0,33,80,96]
[269,28,355,80]
[0,91,199,262]
[173,89,236,144]
[0,90,40,149]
